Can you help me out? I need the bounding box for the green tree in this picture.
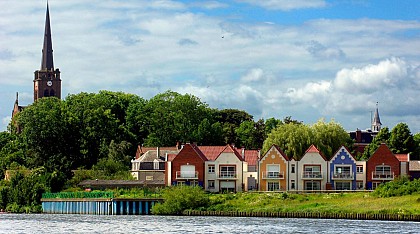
[263,123,313,160]
[235,121,258,149]
[388,123,415,154]
[143,91,212,146]
[17,97,76,174]
[312,119,353,160]
[413,133,420,160]
[263,119,352,160]
[362,127,390,160]
[265,117,282,136]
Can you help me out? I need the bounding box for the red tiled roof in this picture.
[395,154,409,162]
[239,149,259,166]
[198,146,226,161]
[302,144,328,161]
[306,144,319,153]
[220,145,244,161]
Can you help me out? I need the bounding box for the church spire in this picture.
[372,102,382,132]
[41,2,54,71]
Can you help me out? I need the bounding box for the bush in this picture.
[151,186,209,215]
[373,177,420,197]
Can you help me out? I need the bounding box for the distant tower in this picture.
[33,2,61,101]
[372,102,382,132]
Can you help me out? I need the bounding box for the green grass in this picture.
[204,192,420,215]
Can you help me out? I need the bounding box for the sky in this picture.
[0,0,419,133]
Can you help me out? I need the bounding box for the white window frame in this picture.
[267,181,280,191]
[208,165,215,173]
[356,165,363,173]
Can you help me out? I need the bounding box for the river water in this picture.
[0,214,419,233]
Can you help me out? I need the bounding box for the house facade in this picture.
[298,145,328,191]
[366,144,402,189]
[166,143,207,187]
[203,145,244,193]
[259,145,289,191]
[329,146,357,190]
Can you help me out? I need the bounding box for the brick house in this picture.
[366,143,402,189]
[166,143,207,186]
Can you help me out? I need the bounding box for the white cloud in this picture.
[1,1,420,133]
[241,68,264,82]
[284,58,420,118]
[236,0,327,11]
[190,1,229,10]
[334,58,409,92]
[2,116,11,128]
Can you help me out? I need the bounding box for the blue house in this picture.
[329,146,357,190]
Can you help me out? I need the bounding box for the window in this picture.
[356,181,364,190]
[305,181,320,190]
[372,182,382,190]
[291,180,295,189]
[303,165,321,178]
[220,166,236,178]
[190,181,199,186]
[334,166,351,178]
[177,181,185,186]
[291,164,295,173]
[267,164,280,178]
[208,165,215,173]
[375,165,391,173]
[180,165,196,178]
[153,159,159,170]
[356,165,363,173]
[335,182,351,190]
[208,180,215,189]
[267,182,280,191]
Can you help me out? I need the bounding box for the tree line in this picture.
[0,90,419,212]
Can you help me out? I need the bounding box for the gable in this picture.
[260,145,289,164]
[330,146,356,164]
[368,144,399,164]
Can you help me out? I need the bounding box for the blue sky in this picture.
[0,0,419,133]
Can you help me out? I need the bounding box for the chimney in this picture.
[356,129,362,143]
[156,147,160,158]
[242,148,245,160]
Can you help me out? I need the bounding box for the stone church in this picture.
[12,3,61,119]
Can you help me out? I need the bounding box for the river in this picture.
[0,214,419,233]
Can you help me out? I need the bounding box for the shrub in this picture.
[373,177,420,197]
[151,186,209,215]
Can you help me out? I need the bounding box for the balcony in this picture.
[218,171,237,179]
[262,171,285,179]
[302,171,323,180]
[332,172,354,180]
[372,171,394,180]
[176,171,198,180]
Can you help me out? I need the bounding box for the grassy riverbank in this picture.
[151,178,420,216]
[204,192,420,215]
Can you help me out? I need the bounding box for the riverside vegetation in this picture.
[151,177,420,216]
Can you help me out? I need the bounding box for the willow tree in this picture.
[262,119,352,160]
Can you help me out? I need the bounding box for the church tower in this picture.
[33,3,61,101]
[372,102,382,132]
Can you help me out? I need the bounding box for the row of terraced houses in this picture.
[131,143,420,192]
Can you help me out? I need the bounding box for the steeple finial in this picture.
[41,1,54,70]
[15,92,19,105]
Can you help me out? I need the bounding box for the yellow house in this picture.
[259,145,290,191]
